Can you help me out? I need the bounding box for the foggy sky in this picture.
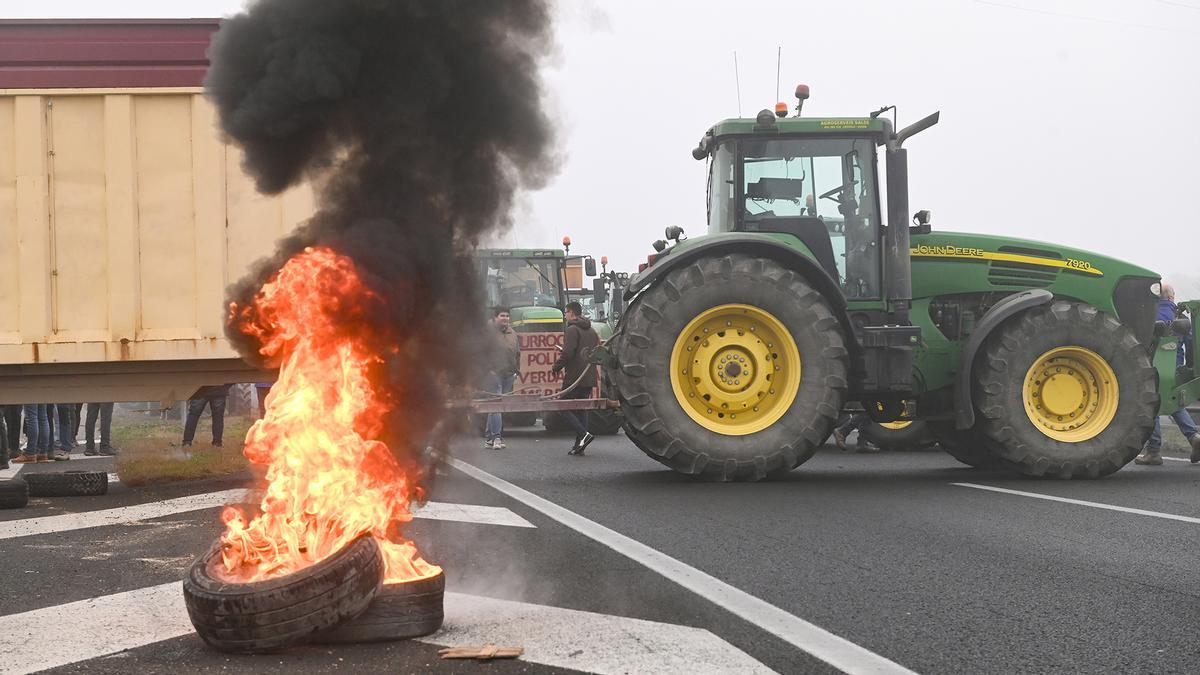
[13,0,1200,291]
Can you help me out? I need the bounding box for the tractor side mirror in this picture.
[593,278,607,305]
[1172,317,1192,337]
[909,209,932,235]
[584,257,597,277]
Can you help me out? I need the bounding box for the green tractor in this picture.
[605,86,1193,480]
[476,247,622,434]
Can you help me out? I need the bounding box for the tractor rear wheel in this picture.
[974,301,1157,479]
[610,254,847,481]
[928,422,1004,468]
[859,420,936,451]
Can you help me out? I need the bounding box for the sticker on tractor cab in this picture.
[910,245,1103,276]
[819,119,872,129]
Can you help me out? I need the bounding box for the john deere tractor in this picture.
[605,86,1189,480]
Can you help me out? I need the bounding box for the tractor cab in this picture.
[705,129,884,299]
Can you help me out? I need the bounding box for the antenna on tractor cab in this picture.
[733,51,743,117]
[775,47,781,105]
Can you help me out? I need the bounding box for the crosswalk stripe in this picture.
[0,581,190,675]
[0,581,771,675]
[0,490,249,541]
[0,489,533,541]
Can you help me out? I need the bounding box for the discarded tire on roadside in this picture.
[183,534,383,654]
[311,569,445,644]
[23,470,108,497]
[0,477,29,509]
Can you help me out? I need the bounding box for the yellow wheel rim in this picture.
[879,420,913,430]
[1022,346,1118,442]
[669,304,801,436]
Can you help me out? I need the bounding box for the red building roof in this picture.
[0,19,220,89]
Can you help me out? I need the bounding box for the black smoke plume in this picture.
[206,0,557,456]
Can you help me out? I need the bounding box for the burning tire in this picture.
[23,470,108,497]
[0,478,29,509]
[311,569,444,644]
[183,534,383,654]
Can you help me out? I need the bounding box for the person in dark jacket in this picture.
[552,301,600,456]
[1136,283,1200,465]
[483,307,521,449]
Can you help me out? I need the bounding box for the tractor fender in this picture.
[625,233,846,307]
[623,233,852,344]
[955,288,1054,429]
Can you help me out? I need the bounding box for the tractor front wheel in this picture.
[974,301,1158,479]
[610,254,847,481]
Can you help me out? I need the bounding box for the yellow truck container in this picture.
[0,20,314,403]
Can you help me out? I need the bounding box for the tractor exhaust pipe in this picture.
[884,111,940,324]
[885,147,911,324]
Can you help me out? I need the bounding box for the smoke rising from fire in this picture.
[206,0,557,456]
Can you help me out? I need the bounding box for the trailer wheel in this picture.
[859,420,936,451]
[974,301,1157,479]
[928,422,1004,468]
[183,534,382,654]
[311,570,444,644]
[0,478,29,509]
[610,254,847,481]
[24,471,108,497]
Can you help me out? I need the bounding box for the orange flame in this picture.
[218,246,439,583]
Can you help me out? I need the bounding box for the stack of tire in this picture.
[0,477,28,510]
[0,470,109,510]
[182,535,444,653]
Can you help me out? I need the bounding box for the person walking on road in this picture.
[1136,283,1200,465]
[85,402,119,456]
[552,301,600,456]
[483,307,520,450]
[831,413,881,453]
[182,385,231,447]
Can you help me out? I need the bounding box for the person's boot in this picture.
[575,432,595,456]
[83,445,98,457]
[568,435,582,456]
[832,428,848,450]
[10,453,38,464]
[1189,436,1200,464]
[97,446,118,457]
[855,441,881,454]
[1135,449,1163,466]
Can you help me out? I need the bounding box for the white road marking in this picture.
[953,482,1200,524]
[447,458,916,675]
[1161,456,1194,463]
[0,581,192,675]
[419,591,774,674]
[0,489,250,541]
[0,583,771,674]
[0,486,532,541]
[412,500,534,528]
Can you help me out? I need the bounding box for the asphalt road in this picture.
[1,426,1198,674]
